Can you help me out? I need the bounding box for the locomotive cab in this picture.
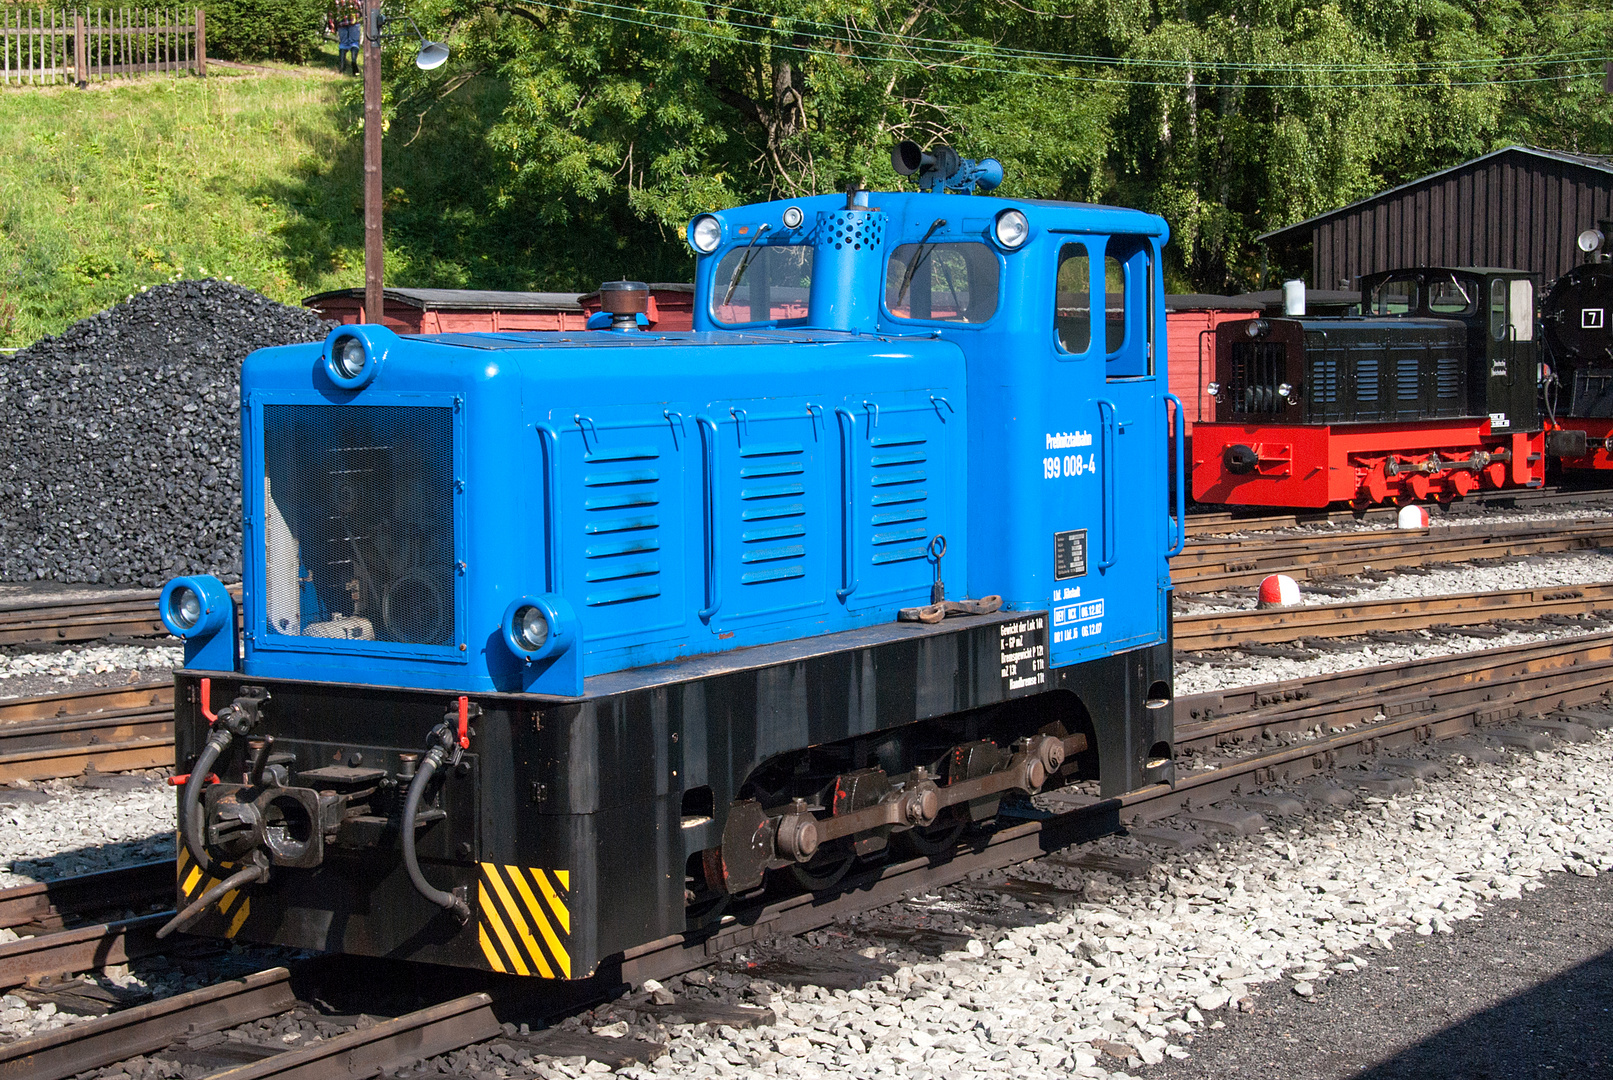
[1192,266,1545,507]
[159,149,1181,982]
[1542,223,1613,469]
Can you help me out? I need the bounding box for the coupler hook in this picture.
[180,681,269,873]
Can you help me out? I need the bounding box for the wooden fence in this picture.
[1,6,206,85]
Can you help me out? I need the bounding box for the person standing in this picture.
[330,0,363,75]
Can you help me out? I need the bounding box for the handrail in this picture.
[1096,399,1118,571]
[835,407,859,602]
[535,424,562,591]
[1164,392,1186,558]
[696,415,722,623]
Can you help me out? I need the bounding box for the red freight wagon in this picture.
[303,285,696,333]
[1163,296,1262,435]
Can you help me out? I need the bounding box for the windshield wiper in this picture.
[895,218,948,308]
[721,223,772,307]
[1441,271,1473,308]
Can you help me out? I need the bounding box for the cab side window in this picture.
[1489,279,1507,341]
[1509,279,1534,341]
[1054,244,1092,354]
[1105,237,1154,378]
[1372,278,1419,315]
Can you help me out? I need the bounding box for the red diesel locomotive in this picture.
[1191,268,1547,509]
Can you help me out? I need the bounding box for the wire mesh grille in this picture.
[262,405,456,647]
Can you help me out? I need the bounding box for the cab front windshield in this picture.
[711,244,813,325]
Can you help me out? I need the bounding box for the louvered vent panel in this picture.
[868,432,929,566]
[1436,355,1462,400]
[738,441,807,585]
[1396,357,1420,402]
[1308,356,1339,406]
[1355,358,1379,402]
[581,443,662,606]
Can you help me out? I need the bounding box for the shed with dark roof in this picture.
[1259,145,1613,289]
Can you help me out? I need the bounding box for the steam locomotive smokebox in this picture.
[1546,429,1589,458]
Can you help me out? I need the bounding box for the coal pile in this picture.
[0,281,332,586]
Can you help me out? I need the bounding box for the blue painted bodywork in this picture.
[231,188,1175,696]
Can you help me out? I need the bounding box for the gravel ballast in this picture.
[1178,549,1613,615]
[0,780,172,889]
[0,280,331,587]
[594,729,1613,1080]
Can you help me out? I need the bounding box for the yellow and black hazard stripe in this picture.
[176,844,252,937]
[477,863,571,978]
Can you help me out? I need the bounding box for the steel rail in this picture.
[1175,581,1613,651]
[0,594,171,646]
[0,682,171,724]
[0,967,298,1080]
[1177,630,1613,722]
[2,635,1602,1076]
[615,636,1611,985]
[1172,520,1613,592]
[201,992,502,1079]
[0,860,172,932]
[0,912,168,991]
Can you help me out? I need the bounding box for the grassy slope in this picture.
[0,67,357,346]
[0,61,696,348]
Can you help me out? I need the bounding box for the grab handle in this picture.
[535,424,562,591]
[1164,392,1186,557]
[1096,399,1118,571]
[835,407,859,601]
[696,415,722,623]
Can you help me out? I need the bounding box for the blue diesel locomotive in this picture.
[158,146,1183,980]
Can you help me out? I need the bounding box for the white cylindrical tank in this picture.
[1283,279,1307,316]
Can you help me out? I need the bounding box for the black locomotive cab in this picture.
[1359,267,1540,435]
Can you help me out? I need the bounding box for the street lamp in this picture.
[362,2,450,325]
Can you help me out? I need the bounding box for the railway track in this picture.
[1183,482,1613,537]
[1175,580,1613,652]
[609,639,1612,987]
[1172,518,1613,593]
[0,861,173,992]
[0,593,171,648]
[0,683,172,785]
[2,631,1607,1076]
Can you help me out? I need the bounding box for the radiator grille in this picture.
[1307,357,1339,407]
[868,432,930,565]
[581,442,663,606]
[1436,355,1462,400]
[737,440,808,585]
[1396,357,1420,402]
[1226,342,1288,415]
[262,405,456,647]
[1355,358,1379,402]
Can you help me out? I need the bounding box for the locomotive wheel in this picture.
[891,812,967,858]
[789,848,857,892]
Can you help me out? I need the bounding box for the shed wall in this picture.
[1306,152,1613,288]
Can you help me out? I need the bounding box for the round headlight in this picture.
[993,208,1029,250]
[514,605,550,651]
[782,206,804,229]
[169,586,202,631]
[691,215,722,254]
[1579,228,1606,255]
[334,336,367,380]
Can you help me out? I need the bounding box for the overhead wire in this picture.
[516,0,1613,89]
[561,0,1611,74]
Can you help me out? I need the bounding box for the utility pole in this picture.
[363,0,385,325]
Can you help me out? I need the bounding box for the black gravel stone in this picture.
[1143,869,1613,1079]
[0,281,332,587]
